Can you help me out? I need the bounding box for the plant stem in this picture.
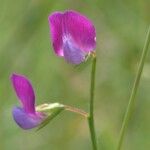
[117,26,150,150]
[88,53,98,150]
[64,105,89,118]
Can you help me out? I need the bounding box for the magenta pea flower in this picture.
[11,74,47,130]
[48,10,96,64]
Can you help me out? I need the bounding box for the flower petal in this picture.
[48,12,64,56]
[48,10,96,59]
[12,107,46,129]
[11,74,35,113]
[63,10,96,52]
[63,40,85,64]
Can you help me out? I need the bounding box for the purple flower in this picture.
[11,74,47,130]
[48,10,96,64]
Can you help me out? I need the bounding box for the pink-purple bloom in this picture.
[11,74,47,130]
[48,10,96,64]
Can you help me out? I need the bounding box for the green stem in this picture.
[88,54,98,150]
[117,26,150,150]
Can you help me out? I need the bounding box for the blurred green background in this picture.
[0,0,149,150]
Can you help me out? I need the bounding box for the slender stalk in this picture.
[88,53,98,150]
[117,26,150,150]
[64,105,89,118]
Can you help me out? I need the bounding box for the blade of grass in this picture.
[117,26,150,150]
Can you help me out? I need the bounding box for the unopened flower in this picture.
[11,74,47,129]
[48,10,96,64]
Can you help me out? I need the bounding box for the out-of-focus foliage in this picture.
[0,0,149,149]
